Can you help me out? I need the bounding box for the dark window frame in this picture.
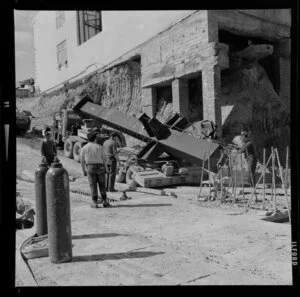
[77,11,102,45]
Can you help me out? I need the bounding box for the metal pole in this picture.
[246,149,258,202]
[246,153,272,209]
[208,151,211,199]
[220,164,223,202]
[271,147,277,215]
[228,152,234,201]
[240,153,245,201]
[270,148,274,207]
[197,152,206,199]
[262,148,266,210]
[275,148,291,223]
[234,152,238,204]
[285,146,289,190]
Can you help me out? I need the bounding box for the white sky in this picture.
[14,10,38,82]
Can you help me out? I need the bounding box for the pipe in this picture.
[262,148,266,210]
[275,148,291,223]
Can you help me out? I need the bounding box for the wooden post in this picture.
[197,152,206,199]
[275,148,291,224]
[262,148,266,210]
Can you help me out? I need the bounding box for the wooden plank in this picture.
[135,187,166,196]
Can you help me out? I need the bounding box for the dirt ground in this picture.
[16,135,292,285]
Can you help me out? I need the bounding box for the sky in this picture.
[14,10,37,83]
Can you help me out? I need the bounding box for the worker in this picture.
[237,131,257,186]
[103,132,120,192]
[81,132,110,208]
[41,131,57,166]
[200,120,217,141]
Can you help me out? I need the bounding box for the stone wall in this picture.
[141,11,228,88]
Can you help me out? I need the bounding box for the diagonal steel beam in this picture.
[73,95,221,171]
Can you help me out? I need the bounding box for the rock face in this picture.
[220,62,290,166]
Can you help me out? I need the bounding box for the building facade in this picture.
[33,10,193,92]
[33,10,291,137]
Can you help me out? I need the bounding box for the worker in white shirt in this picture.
[81,132,111,208]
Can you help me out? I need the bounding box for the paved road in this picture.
[16,179,292,286]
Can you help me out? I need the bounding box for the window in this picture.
[57,40,68,70]
[77,11,102,45]
[56,11,65,29]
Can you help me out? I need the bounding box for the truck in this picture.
[16,108,32,135]
[44,108,126,163]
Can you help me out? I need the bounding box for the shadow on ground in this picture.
[113,204,172,208]
[72,233,126,240]
[72,251,165,262]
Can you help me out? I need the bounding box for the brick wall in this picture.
[141,10,212,88]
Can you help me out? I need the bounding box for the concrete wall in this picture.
[237,9,291,26]
[213,10,290,41]
[33,10,194,91]
[140,9,290,137]
[141,10,228,131]
[141,11,229,88]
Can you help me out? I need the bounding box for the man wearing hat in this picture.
[41,131,57,166]
[237,131,257,186]
[103,131,120,192]
[81,131,110,208]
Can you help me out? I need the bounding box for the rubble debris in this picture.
[16,197,35,229]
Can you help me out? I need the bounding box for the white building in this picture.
[33,10,194,92]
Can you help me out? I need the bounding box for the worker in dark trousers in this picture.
[237,131,257,187]
[103,132,120,192]
[41,131,57,166]
[81,132,110,208]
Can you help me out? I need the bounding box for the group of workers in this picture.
[81,131,119,208]
[41,130,119,209]
[41,120,258,207]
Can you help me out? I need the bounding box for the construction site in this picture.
[15,9,292,286]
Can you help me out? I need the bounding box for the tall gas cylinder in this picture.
[45,160,72,263]
[34,162,49,236]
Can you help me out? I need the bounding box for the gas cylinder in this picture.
[34,162,48,236]
[45,160,72,263]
